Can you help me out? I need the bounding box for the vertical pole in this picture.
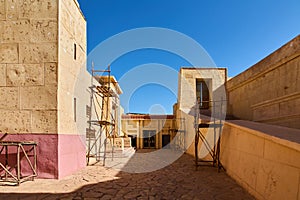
[5,145,8,180]
[17,144,20,185]
[217,98,224,172]
[213,101,216,166]
[194,100,199,169]
[34,144,37,177]
[87,62,95,165]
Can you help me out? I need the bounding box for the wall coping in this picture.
[225,120,300,151]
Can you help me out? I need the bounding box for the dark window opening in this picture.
[74,43,77,60]
[143,130,156,148]
[196,79,210,109]
[74,98,77,122]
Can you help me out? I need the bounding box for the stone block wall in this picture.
[0,0,58,135]
[227,35,300,129]
[0,0,88,179]
[221,120,300,200]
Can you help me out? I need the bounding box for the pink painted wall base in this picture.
[0,133,86,179]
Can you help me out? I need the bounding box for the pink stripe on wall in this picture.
[0,133,86,179]
[58,134,86,178]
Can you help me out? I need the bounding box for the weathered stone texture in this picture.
[0,87,18,109]
[30,20,57,42]
[32,110,57,133]
[19,0,57,19]
[0,43,18,63]
[0,19,57,43]
[45,62,57,85]
[6,0,18,20]
[0,20,30,42]
[20,85,57,110]
[19,43,57,63]
[227,35,300,129]
[0,0,5,20]
[6,63,44,86]
[0,64,6,86]
[0,110,31,133]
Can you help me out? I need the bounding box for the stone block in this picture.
[32,110,57,133]
[0,87,18,109]
[20,85,57,110]
[19,43,57,63]
[0,110,31,133]
[7,63,44,86]
[30,20,57,43]
[45,62,57,85]
[19,0,57,19]
[264,140,300,168]
[0,0,5,20]
[0,20,30,42]
[256,159,299,200]
[0,43,18,63]
[0,64,6,86]
[236,130,264,157]
[237,153,259,189]
[6,0,18,20]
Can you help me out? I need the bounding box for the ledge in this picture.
[225,120,300,151]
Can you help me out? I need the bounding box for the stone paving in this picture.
[0,150,254,200]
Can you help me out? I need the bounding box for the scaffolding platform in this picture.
[194,100,226,172]
[0,141,37,186]
[86,64,119,166]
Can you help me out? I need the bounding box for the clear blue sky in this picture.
[77,0,300,114]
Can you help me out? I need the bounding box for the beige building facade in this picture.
[122,114,180,149]
[0,0,124,179]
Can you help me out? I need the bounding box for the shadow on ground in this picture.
[0,153,254,200]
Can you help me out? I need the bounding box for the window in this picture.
[74,43,77,60]
[74,98,77,122]
[196,79,210,109]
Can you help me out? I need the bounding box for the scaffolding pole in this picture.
[194,99,226,172]
[86,64,118,166]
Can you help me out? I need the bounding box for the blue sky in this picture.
[77,0,300,114]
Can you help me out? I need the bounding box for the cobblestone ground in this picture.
[0,151,254,200]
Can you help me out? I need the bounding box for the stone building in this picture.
[122,114,179,149]
[0,0,123,179]
[0,0,87,179]
[174,35,300,200]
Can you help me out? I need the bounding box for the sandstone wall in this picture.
[227,35,300,129]
[0,0,58,134]
[58,0,86,135]
[221,120,300,200]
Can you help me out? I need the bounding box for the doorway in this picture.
[143,130,156,149]
[162,135,171,148]
[129,135,137,149]
[196,79,211,109]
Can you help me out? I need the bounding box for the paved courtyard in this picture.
[0,150,254,200]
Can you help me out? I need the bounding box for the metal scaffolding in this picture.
[169,118,186,151]
[86,64,119,166]
[0,141,37,185]
[194,99,226,172]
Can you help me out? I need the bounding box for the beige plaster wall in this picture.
[221,120,300,200]
[0,0,58,134]
[177,68,227,156]
[227,35,300,129]
[57,0,87,135]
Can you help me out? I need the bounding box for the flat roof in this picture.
[122,114,175,120]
